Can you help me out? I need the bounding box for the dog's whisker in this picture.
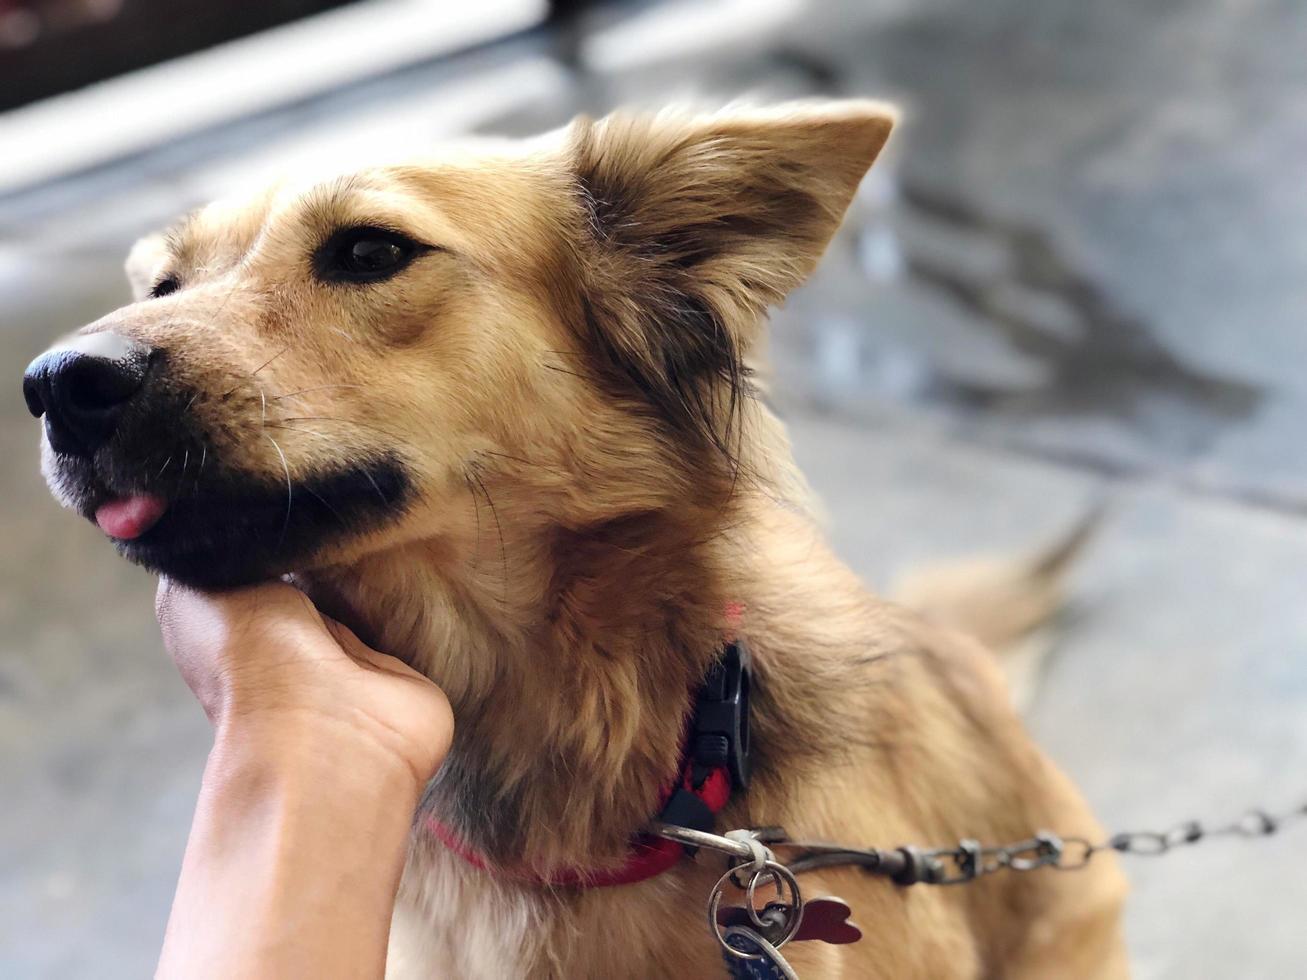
[274,415,409,443]
[302,485,347,527]
[263,434,293,553]
[210,267,243,323]
[278,414,377,425]
[464,474,483,571]
[221,346,292,399]
[251,347,290,379]
[260,439,398,508]
[268,384,366,401]
[480,449,533,467]
[260,422,344,446]
[258,424,405,497]
[541,363,590,383]
[361,468,391,507]
[156,454,173,479]
[468,465,508,603]
[194,443,208,498]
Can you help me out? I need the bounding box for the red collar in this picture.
[426,638,751,888]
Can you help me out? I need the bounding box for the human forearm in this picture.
[156,718,421,980]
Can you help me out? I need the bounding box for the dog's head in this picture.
[24,103,894,588]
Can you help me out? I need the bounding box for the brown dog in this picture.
[25,102,1127,977]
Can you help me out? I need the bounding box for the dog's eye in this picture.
[150,276,180,299]
[316,227,424,284]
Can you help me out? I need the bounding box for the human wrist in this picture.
[210,707,430,806]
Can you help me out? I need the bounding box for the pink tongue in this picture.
[95,494,168,540]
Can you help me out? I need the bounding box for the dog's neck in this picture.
[300,499,741,874]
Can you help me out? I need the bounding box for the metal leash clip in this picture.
[650,824,805,972]
[711,836,805,957]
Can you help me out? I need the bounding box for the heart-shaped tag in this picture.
[716,896,862,946]
[791,896,862,945]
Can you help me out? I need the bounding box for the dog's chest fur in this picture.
[386,846,733,978]
[386,848,545,979]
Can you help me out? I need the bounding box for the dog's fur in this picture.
[41,102,1127,976]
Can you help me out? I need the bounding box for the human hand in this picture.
[155,579,453,793]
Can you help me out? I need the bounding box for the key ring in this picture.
[708,859,805,960]
[722,926,801,980]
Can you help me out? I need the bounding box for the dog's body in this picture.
[373,497,1129,978]
[27,101,1127,976]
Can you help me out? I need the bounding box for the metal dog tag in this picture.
[721,925,800,980]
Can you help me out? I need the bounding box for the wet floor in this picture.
[3,0,1307,976]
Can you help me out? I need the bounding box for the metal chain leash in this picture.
[851,800,1307,886]
[651,799,1307,968]
[660,800,1307,888]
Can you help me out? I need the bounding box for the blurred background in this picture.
[2,1,1306,976]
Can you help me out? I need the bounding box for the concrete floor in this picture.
[3,0,1307,976]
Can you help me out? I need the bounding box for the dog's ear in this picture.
[566,102,894,457]
[125,232,169,302]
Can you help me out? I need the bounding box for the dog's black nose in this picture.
[23,333,154,455]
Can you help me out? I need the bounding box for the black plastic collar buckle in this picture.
[689,639,752,790]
